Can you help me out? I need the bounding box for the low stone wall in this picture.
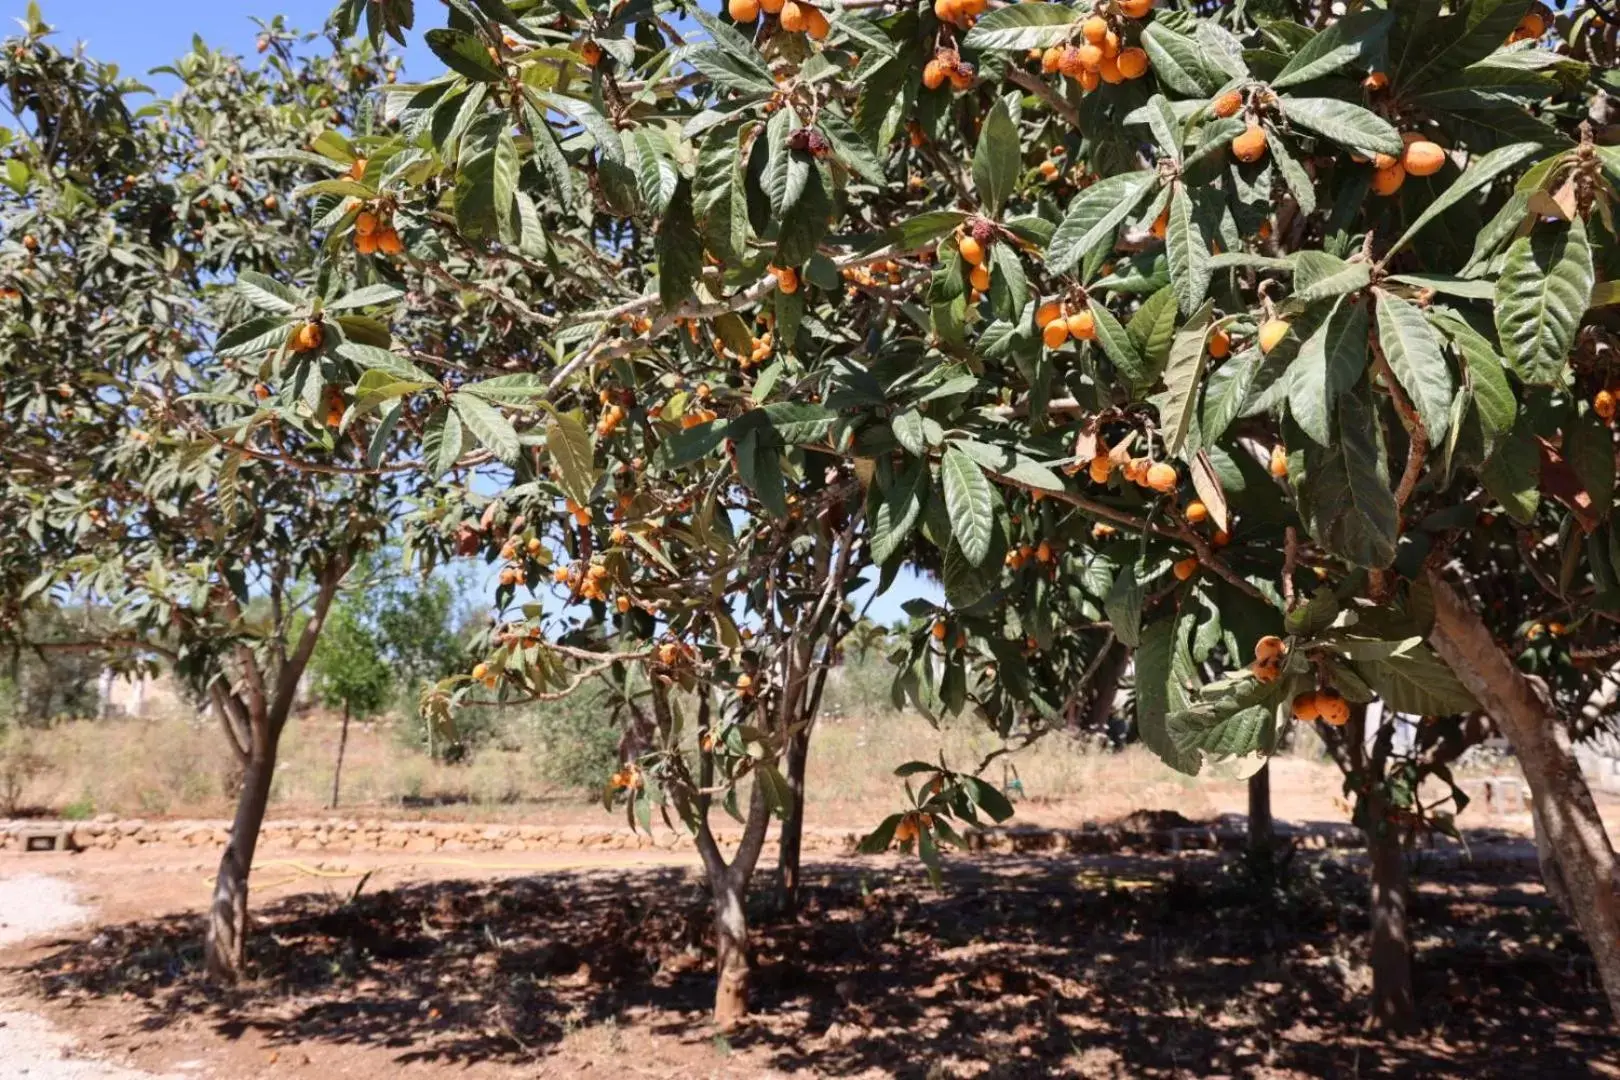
[0,815,1368,858]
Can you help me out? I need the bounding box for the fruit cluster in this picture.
[728,0,830,40]
[1036,299,1096,348]
[1037,12,1150,92]
[922,49,977,91]
[1249,635,1287,683]
[552,559,613,601]
[1367,133,1446,196]
[596,388,630,437]
[841,258,905,293]
[933,0,988,30]
[1293,687,1351,726]
[948,220,1000,299]
[1004,538,1058,570]
[353,205,403,255]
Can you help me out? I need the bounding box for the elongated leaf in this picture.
[425,29,503,82]
[451,392,519,464]
[1301,384,1398,568]
[1273,9,1393,89]
[337,342,434,382]
[1355,644,1477,714]
[1160,301,1215,456]
[1046,171,1158,276]
[870,462,925,565]
[656,180,703,309]
[328,283,405,311]
[1279,97,1403,156]
[941,446,996,567]
[1376,292,1453,443]
[972,98,1019,218]
[1089,297,1146,385]
[546,411,598,506]
[962,3,1079,50]
[1165,184,1210,316]
[1135,618,1202,775]
[455,114,518,241]
[1289,296,1370,446]
[1141,23,1213,96]
[1495,216,1592,385]
[237,271,300,315]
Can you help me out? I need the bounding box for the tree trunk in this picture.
[1364,791,1416,1032]
[329,703,350,810]
[712,874,751,1032]
[205,744,277,983]
[1247,761,1274,857]
[1427,569,1620,1019]
[777,725,810,913]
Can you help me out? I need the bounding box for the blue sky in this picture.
[7,0,944,626]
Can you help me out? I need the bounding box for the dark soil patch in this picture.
[14,855,1613,1078]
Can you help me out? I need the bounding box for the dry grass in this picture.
[6,662,1364,829]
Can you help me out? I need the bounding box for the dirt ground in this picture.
[3,762,1618,1079]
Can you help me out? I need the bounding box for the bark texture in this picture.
[1427,568,1620,1018]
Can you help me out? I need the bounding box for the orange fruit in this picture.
[1146,462,1178,493]
[1269,445,1288,478]
[969,265,991,291]
[1066,309,1096,340]
[1595,389,1616,421]
[1117,47,1148,79]
[780,1,807,30]
[1255,635,1285,661]
[729,0,760,19]
[1363,71,1389,90]
[1291,692,1321,721]
[1207,326,1231,358]
[923,58,947,90]
[1232,123,1267,163]
[1371,162,1406,196]
[1078,67,1100,92]
[472,662,489,681]
[1082,15,1108,43]
[1402,139,1445,177]
[1118,0,1153,15]
[804,6,830,39]
[1185,500,1208,524]
[355,230,379,255]
[1098,55,1124,83]
[1077,43,1103,69]
[1251,659,1281,684]
[1258,318,1290,354]
[1088,455,1113,484]
[1042,320,1069,349]
[1036,301,1063,328]
[1172,557,1199,581]
[958,235,985,266]
[354,210,378,236]
[1212,91,1242,118]
[1041,47,1063,73]
[1316,689,1350,726]
[377,228,403,254]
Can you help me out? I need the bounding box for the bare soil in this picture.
[2,819,1615,1079]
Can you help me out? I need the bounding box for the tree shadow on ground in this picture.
[14,850,1613,1078]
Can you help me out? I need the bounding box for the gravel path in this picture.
[0,873,175,1079]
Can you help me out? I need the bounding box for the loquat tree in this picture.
[224,0,1620,1027]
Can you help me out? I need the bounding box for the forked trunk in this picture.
[712,877,751,1031]
[1365,794,1415,1032]
[330,703,351,810]
[776,726,810,912]
[205,748,276,983]
[1427,570,1620,1019]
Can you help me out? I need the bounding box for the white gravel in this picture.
[0,873,175,1079]
[0,875,90,947]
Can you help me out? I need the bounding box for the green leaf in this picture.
[1164,183,1210,316]
[887,210,969,249]
[1160,301,1215,457]
[327,283,405,311]
[1355,644,1478,715]
[1289,296,1370,446]
[1480,419,1540,522]
[685,47,776,95]
[892,409,928,456]
[1046,171,1158,276]
[656,180,704,310]
[1143,94,1183,165]
[1128,285,1178,378]
[1376,292,1453,443]
[1495,216,1593,385]
[1088,298,1146,386]
[1105,562,1144,647]
[546,411,598,507]
[1135,618,1202,775]
[425,28,503,82]
[1384,142,1542,260]
[870,461,926,565]
[455,114,518,242]
[337,342,434,383]
[972,99,1019,218]
[236,271,300,315]
[1141,23,1213,97]
[1566,413,1614,522]
[1267,134,1317,217]
[1272,9,1394,89]
[951,440,1066,491]
[1300,383,1398,568]
[215,316,291,358]
[451,393,519,464]
[941,446,997,567]
[962,3,1079,50]
[1278,97,1403,156]
[818,108,885,186]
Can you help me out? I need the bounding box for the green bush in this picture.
[527,689,622,794]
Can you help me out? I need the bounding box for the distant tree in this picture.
[310,599,391,808]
